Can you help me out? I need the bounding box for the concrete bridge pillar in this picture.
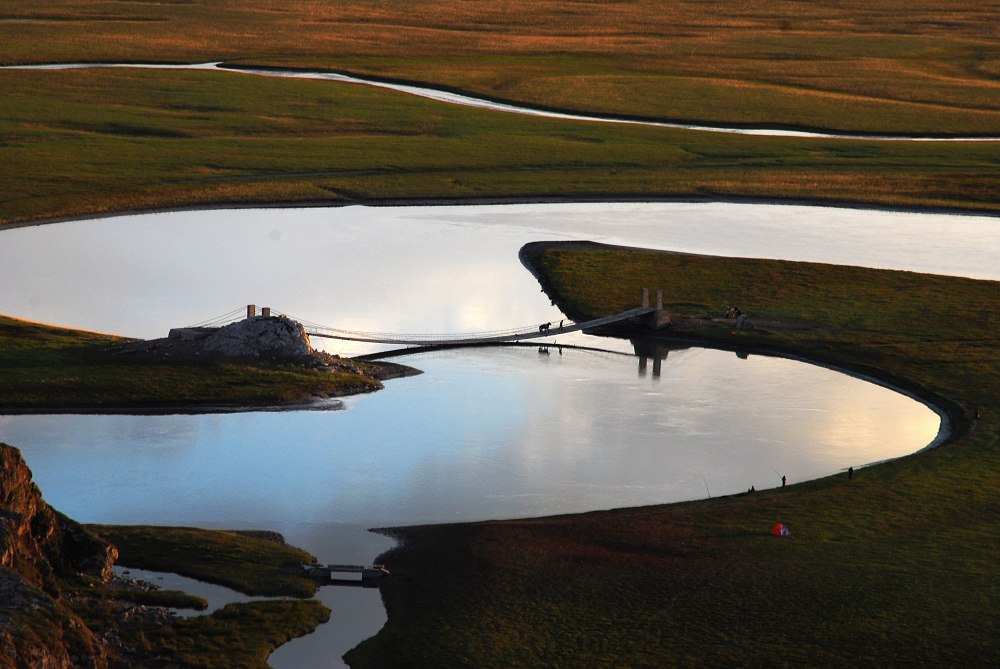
[640,289,671,329]
[653,289,671,328]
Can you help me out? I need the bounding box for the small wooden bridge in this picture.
[304,563,390,582]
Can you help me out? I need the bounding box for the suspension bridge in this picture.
[187,290,669,349]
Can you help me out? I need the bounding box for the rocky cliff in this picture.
[0,443,115,668]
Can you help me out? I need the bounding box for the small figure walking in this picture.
[848,466,854,480]
[781,475,786,487]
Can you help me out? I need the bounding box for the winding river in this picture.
[6,62,999,142]
[1,201,995,667]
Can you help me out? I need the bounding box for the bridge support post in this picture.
[246,304,256,319]
[652,290,671,329]
[639,289,671,329]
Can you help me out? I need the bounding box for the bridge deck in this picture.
[306,307,654,346]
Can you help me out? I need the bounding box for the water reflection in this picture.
[1,203,997,350]
[632,338,677,378]
[2,346,939,529]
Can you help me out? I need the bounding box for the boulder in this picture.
[201,315,313,358]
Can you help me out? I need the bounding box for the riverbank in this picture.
[347,242,999,668]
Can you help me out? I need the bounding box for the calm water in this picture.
[3,202,998,350]
[0,347,939,526]
[2,201,990,667]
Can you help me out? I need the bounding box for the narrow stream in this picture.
[4,62,998,142]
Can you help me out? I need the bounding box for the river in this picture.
[1,201,994,666]
[6,62,999,142]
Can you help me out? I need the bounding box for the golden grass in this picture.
[1,1,997,133]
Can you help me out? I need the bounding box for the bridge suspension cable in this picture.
[178,305,655,347]
[185,306,251,329]
[288,308,654,346]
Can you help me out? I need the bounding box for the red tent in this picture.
[770,523,790,537]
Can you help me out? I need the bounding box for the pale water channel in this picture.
[8,62,1000,142]
[1,202,995,667]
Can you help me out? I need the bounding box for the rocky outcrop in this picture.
[0,444,117,591]
[1,444,115,668]
[181,314,313,359]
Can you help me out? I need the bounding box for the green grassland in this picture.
[348,244,1000,667]
[89,525,320,598]
[1,1,997,135]
[1,1,999,229]
[1,66,998,230]
[0,314,382,410]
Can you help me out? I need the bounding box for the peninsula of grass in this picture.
[137,600,330,669]
[88,525,320,598]
[347,243,1000,668]
[0,314,382,412]
[69,525,327,668]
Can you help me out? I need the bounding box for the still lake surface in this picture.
[2,201,993,667]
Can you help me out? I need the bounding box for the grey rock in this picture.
[201,315,313,358]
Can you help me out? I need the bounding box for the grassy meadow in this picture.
[1,66,998,230]
[89,525,321,598]
[348,244,1000,668]
[0,1,998,228]
[1,1,997,135]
